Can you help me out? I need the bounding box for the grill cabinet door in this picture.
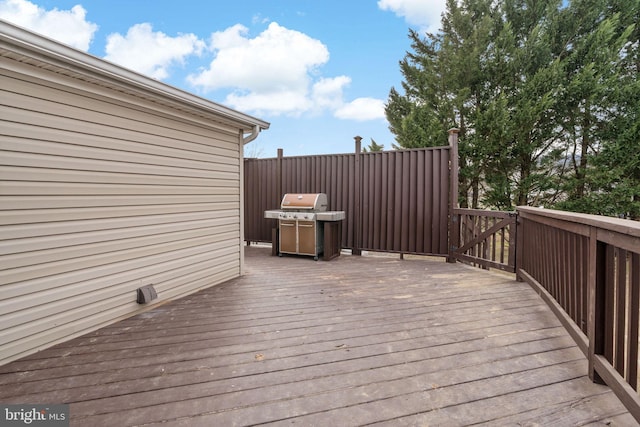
[279,220,297,254]
[297,221,316,255]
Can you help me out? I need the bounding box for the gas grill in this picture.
[264,193,345,260]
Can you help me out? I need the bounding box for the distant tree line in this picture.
[385,0,639,219]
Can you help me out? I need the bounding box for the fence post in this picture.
[448,128,460,263]
[353,136,362,255]
[269,148,284,255]
[276,148,283,203]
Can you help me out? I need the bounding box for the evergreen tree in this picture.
[483,0,564,208]
[386,0,495,207]
[386,29,453,149]
[362,138,385,152]
[386,0,639,215]
[554,0,639,218]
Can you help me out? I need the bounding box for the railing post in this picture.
[587,226,606,384]
[448,128,460,263]
[353,136,362,256]
[515,210,523,281]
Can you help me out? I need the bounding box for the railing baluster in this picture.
[580,233,589,335]
[628,253,639,390]
[491,216,497,263]
[568,232,576,324]
[605,245,616,365]
[500,224,506,265]
[615,249,627,376]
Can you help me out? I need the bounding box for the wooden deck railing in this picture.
[516,206,640,422]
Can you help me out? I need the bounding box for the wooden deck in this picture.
[0,246,635,426]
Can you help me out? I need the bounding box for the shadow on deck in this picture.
[0,246,634,426]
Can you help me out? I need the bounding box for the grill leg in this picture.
[271,228,280,256]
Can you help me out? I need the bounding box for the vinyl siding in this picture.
[0,61,244,365]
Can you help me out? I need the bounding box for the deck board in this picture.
[0,246,634,426]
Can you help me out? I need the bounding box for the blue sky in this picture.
[0,0,447,157]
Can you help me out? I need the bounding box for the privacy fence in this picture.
[244,136,453,256]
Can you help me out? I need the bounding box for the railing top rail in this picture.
[454,208,516,218]
[517,206,640,239]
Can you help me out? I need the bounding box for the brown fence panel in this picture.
[244,157,280,242]
[360,148,450,255]
[280,154,357,249]
[244,145,450,256]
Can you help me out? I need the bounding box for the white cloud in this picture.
[225,90,311,117]
[312,76,352,111]
[189,22,328,93]
[335,98,386,121]
[188,22,386,121]
[0,0,98,50]
[104,23,205,80]
[377,0,446,34]
[189,22,354,117]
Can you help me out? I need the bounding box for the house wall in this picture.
[0,59,244,365]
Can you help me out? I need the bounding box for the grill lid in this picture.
[280,193,328,211]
